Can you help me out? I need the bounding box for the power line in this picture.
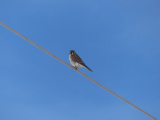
[0,21,158,120]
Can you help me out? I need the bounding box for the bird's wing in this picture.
[72,53,85,64]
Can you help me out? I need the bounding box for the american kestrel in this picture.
[69,50,93,72]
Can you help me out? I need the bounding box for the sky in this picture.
[0,0,160,120]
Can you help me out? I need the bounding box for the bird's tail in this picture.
[83,64,93,72]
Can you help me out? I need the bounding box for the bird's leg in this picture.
[74,66,77,70]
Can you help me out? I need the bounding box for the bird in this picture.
[69,50,93,72]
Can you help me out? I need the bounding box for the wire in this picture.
[0,21,158,120]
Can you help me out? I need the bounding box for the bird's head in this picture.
[69,50,76,55]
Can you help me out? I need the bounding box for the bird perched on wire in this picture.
[69,50,93,72]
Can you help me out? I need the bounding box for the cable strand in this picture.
[0,21,158,120]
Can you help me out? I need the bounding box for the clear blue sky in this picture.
[0,0,160,120]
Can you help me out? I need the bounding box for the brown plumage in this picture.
[69,50,93,72]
